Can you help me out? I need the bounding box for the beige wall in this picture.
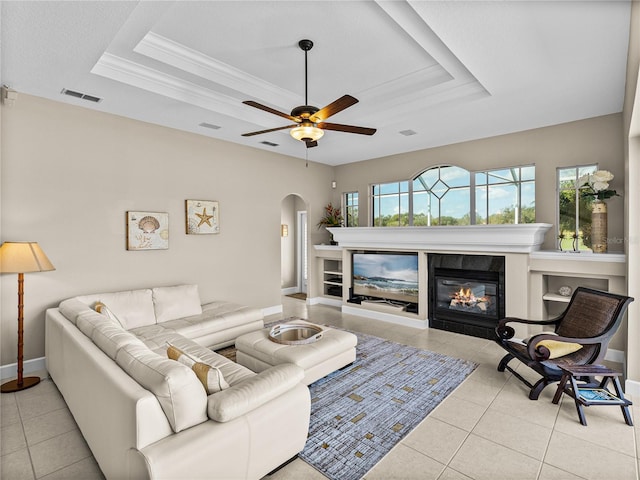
[335,114,625,252]
[0,94,334,365]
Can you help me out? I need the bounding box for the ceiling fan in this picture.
[242,39,376,148]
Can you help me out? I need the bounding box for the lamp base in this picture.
[1,376,40,393]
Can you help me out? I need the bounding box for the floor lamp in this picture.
[0,242,55,393]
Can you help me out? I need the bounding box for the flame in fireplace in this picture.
[450,287,490,311]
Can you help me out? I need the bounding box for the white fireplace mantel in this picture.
[327,224,553,253]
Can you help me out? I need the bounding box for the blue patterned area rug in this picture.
[298,327,478,480]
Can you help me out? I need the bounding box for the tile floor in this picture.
[1,297,638,480]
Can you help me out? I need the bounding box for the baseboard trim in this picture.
[342,305,428,329]
[1,356,46,381]
[281,287,299,295]
[625,379,640,398]
[604,348,625,366]
[309,296,342,307]
[263,305,283,317]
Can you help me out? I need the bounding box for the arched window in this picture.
[371,164,535,227]
[413,166,471,226]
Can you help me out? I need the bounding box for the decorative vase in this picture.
[591,199,607,253]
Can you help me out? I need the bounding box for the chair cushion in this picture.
[153,285,203,323]
[535,339,583,359]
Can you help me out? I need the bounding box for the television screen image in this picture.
[352,252,419,304]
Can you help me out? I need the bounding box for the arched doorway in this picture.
[281,194,308,296]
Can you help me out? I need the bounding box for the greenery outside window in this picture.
[413,166,470,225]
[372,181,409,226]
[475,166,535,224]
[344,192,359,227]
[371,164,535,227]
[558,165,597,251]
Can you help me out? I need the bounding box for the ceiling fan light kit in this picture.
[291,124,324,142]
[242,39,375,148]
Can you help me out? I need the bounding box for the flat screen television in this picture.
[352,252,419,304]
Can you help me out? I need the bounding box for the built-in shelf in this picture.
[322,260,343,298]
[542,293,572,303]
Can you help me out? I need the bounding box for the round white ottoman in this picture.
[235,320,357,385]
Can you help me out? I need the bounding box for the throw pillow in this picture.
[166,343,229,394]
[535,339,583,359]
[94,302,126,329]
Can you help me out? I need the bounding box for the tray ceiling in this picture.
[0,1,631,166]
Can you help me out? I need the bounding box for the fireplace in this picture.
[428,253,505,339]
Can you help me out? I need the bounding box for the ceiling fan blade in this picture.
[317,122,376,136]
[305,140,318,148]
[243,101,299,122]
[242,124,298,137]
[310,95,359,122]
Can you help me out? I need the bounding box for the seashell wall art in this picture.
[126,211,169,250]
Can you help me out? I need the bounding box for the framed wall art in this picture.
[186,200,219,234]
[126,211,169,250]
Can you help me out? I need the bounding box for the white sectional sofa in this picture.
[45,285,311,480]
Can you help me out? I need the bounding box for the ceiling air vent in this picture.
[199,122,221,130]
[61,88,102,103]
[260,141,279,147]
[399,129,417,136]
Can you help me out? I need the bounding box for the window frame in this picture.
[370,164,535,227]
[344,191,359,227]
[556,164,597,251]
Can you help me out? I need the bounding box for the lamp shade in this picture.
[290,124,324,142]
[0,242,55,273]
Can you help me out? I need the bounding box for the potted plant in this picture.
[317,203,343,244]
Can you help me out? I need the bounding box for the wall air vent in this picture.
[260,141,279,147]
[61,88,102,103]
[399,129,417,136]
[199,122,221,130]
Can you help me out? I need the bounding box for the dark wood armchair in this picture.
[495,287,634,400]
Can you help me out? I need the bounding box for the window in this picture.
[372,181,409,226]
[371,164,535,227]
[475,166,535,224]
[557,165,597,251]
[413,166,470,225]
[344,192,359,227]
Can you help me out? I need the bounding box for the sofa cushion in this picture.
[143,332,254,386]
[116,343,207,433]
[207,363,304,423]
[58,298,95,325]
[91,318,146,360]
[76,309,121,339]
[78,289,156,330]
[159,301,263,340]
[153,285,203,323]
[167,344,230,394]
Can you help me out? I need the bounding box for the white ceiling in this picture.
[0,1,631,166]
